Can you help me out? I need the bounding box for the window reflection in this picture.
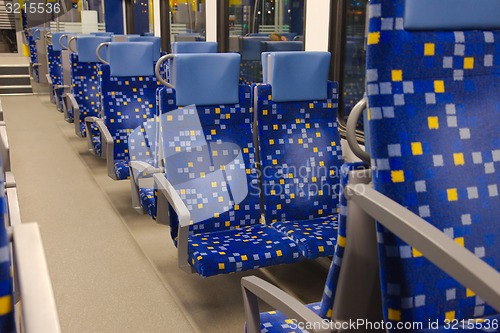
[170,0,206,41]
[229,0,305,83]
[341,0,368,127]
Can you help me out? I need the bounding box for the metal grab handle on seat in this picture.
[96,42,110,64]
[59,34,70,50]
[33,28,41,40]
[68,36,77,53]
[346,97,371,163]
[154,54,174,88]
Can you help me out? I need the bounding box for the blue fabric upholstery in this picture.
[77,36,112,63]
[47,44,63,101]
[98,64,161,179]
[92,32,114,37]
[404,0,500,31]
[366,0,500,331]
[239,36,270,84]
[261,41,303,52]
[171,53,240,106]
[256,82,343,259]
[0,159,14,332]
[139,187,156,219]
[108,42,155,77]
[189,224,300,277]
[171,41,217,54]
[126,36,161,60]
[25,31,39,81]
[70,53,101,132]
[271,216,338,260]
[251,163,370,331]
[159,85,302,277]
[258,302,321,333]
[267,51,331,102]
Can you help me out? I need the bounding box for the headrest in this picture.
[171,53,240,106]
[265,51,330,102]
[92,32,114,37]
[174,33,204,42]
[261,41,303,52]
[108,42,154,77]
[76,36,112,63]
[171,42,217,54]
[261,52,271,84]
[126,36,161,60]
[404,0,500,30]
[51,32,68,51]
[240,36,270,61]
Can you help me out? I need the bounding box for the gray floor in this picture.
[2,92,329,332]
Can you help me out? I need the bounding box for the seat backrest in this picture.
[99,42,160,164]
[318,162,369,319]
[158,53,259,241]
[71,36,112,133]
[366,0,500,328]
[256,51,343,223]
[171,41,217,54]
[0,157,14,332]
[240,36,270,61]
[126,35,161,61]
[261,41,303,52]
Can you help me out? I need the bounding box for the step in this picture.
[0,85,33,95]
[0,75,31,86]
[0,65,30,76]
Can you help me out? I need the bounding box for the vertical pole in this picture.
[160,0,171,53]
[216,0,229,52]
[125,0,135,34]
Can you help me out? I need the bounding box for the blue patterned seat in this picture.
[86,42,161,180]
[25,28,40,82]
[256,52,344,259]
[244,162,370,332]
[0,160,14,332]
[364,0,500,331]
[47,35,63,104]
[66,36,111,134]
[154,53,302,277]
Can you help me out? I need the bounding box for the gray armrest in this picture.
[61,92,75,123]
[153,173,193,273]
[345,184,500,312]
[84,117,116,179]
[241,276,331,333]
[5,171,15,188]
[45,74,53,85]
[0,125,11,172]
[12,223,61,333]
[62,93,82,136]
[129,161,163,214]
[53,85,69,112]
[6,187,21,226]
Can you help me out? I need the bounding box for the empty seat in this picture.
[256,51,344,259]
[63,36,111,135]
[344,0,500,331]
[85,42,160,180]
[152,53,301,277]
[126,35,162,61]
[240,36,270,84]
[241,163,372,333]
[46,32,65,105]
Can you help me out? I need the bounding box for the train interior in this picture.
[0,0,498,332]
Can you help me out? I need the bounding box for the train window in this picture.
[228,0,305,83]
[170,0,206,41]
[338,0,368,133]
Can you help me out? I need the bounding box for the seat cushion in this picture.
[114,160,130,180]
[258,302,321,333]
[188,224,302,278]
[139,187,156,219]
[271,215,339,259]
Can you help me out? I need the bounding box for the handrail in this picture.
[59,34,69,50]
[346,97,370,163]
[154,54,174,88]
[96,42,110,64]
[68,36,77,53]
